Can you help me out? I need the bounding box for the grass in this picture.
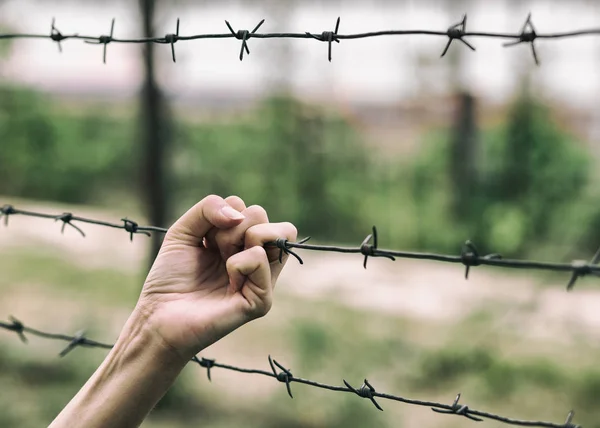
[0,248,141,303]
[1,245,600,427]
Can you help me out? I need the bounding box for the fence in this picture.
[0,203,593,427]
[1,11,596,428]
[0,316,580,427]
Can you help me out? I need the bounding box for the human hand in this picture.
[137,195,297,361]
[49,196,296,428]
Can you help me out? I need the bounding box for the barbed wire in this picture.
[3,203,600,291]
[0,316,581,427]
[1,13,599,64]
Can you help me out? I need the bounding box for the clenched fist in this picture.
[138,195,297,360]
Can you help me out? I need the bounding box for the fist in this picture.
[137,195,297,360]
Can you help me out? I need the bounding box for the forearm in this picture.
[49,307,189,428]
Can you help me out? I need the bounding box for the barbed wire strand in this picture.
[1,13,600,64]
[3,204,599,291]
[0,317,581,427]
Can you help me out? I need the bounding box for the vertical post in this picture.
[139,0,172,265]
[449,91,478,219]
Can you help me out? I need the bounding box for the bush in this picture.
[410,87,591,257]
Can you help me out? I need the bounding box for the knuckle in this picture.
[244,205,268,221]
[244,223,263,241]
[225,253,237,270]
[196,194,223,218]
[249,245,267,259]
[257,299,272,317]
[249,295,272,319]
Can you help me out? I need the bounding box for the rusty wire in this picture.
[0,316,581,428]
[3,204,599,291]
[0,13,598,64]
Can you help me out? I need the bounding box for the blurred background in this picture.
[2,0,600,427]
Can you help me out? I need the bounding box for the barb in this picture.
[225,19,265,61]
[155,18,180,62]
[306,16,341,62]
[0,318,581,428]
[503,13,539,65]
[440,14,476,57]
[3,14,600,64]
[83,18,115,64]
[3,204,600,290]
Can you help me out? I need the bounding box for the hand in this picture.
[138,195,297,361]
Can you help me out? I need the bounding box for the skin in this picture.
[48,194,297,428]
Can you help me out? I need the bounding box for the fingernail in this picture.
[221,205,245,220]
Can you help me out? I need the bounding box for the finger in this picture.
[224,195,246,212]
[226,246,272,319]
[166,195,245,246]
[204,195,247,250]
[244,222,298,285]
[214,205,269,261]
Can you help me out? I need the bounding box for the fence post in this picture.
[138,0,173,266]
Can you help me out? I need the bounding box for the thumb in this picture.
[166,195,245,245]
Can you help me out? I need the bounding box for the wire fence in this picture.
[0,316,581,428]
[1,13,596,425]
[1,13,599,63]
[2,204,600,291]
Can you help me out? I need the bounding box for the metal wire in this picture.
[0,316,581,428]
[2,204,599,291]
[0,13,597,64]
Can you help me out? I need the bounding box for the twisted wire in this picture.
[0,317,581,428]
[0,13,595,64]
[2,204,599,290]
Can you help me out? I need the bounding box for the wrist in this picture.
[120,304,193,368]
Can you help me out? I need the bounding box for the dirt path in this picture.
[3,198,600,343]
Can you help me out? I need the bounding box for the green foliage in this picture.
[0,86,135,203]
[292,321,331,372]
[0,88,373,242]
[174,96,372,241]
[2,80,595,254]
[478,93,590,254]
[416,346,570,401]
[411,88,591,256]
[416,346,494,386]
[575,370,600,408]
[0,346,101,428]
